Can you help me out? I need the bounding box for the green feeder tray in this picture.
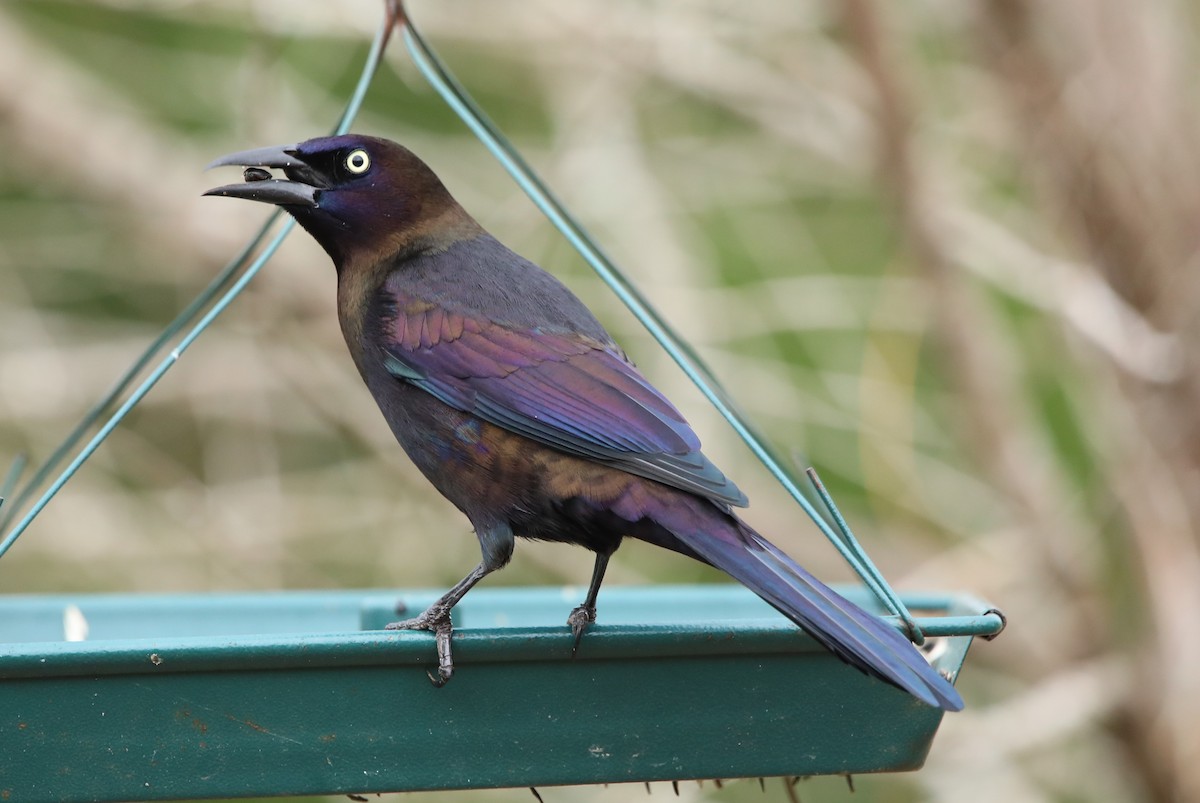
[0,7,1008,802]
[0,585,1001,801]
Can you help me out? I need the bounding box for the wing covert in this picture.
[382,301,748,507]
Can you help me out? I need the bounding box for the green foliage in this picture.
[3,1,1197,801]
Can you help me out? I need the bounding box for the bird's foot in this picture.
[386,604,455,686]
[566,604,597,657]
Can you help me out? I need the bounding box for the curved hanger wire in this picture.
[0,3,403,562]
[397,3,924,641]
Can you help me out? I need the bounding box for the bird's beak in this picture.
[203,143,322,208]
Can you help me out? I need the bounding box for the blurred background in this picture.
[2,1,1198,801]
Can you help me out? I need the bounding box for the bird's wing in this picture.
[380,300,748,507]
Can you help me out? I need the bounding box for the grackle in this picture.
[205,135,962,710]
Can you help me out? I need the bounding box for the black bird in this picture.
[205,134,962,710]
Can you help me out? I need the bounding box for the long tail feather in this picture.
[668,514,963,711]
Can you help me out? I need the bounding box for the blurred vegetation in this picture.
[3,1,1199,801]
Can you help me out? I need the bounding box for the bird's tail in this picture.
[659,507,963,711]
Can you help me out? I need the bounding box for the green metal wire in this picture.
[0,219,291,562]
[0,453,27,515]
[0,4,399,562]
[805,468,922,642]
[3,3,942,647]
[0,230,277,532]
[398,4,926,642]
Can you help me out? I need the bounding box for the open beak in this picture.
[203,143,322,208]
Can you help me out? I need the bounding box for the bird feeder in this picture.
[0,585,1001,801]
[0,3,1005,801]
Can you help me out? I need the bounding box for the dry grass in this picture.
[2,1,1199,800]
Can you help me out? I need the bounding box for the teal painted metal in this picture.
[0,586,999,801]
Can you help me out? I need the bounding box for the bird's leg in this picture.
[387,524,514,686]
[386,561,491,687]
[568,551,612,656]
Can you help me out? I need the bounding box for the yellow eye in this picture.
[345,148,370,174]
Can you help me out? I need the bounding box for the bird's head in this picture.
[205,134,481,269]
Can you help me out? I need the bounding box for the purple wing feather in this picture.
[382,301,748,507]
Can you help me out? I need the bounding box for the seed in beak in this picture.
[243,167,273,183]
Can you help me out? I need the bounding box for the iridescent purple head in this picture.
[205,134,473,267]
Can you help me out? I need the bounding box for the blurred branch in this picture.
[841,0,1100,611]
[939,209,1183,383]
[0,8,238,263]
[924,656,1131,803]
[520,1,1190,388]
[839,0,1200,800]
[976,3,1200,801]
[4,4,1199,799]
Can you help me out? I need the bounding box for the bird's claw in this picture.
[567,604,597,657]
[386,607,455,687]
